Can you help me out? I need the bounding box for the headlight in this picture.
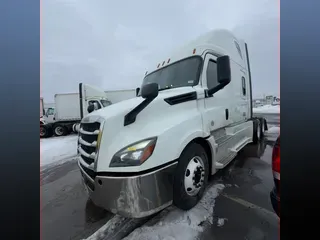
[109,137,157,167]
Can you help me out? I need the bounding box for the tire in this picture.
[173,142,209,210]
[40,125,53,138]
[53,125,67,136]
[253,119,261,144]
[72,123,80,133]
[40,125,48,138]
[260,118,266,138]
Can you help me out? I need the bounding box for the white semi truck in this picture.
[77,29,267,218]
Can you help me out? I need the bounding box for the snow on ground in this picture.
[266,126,280,134]
[40,134,78,169]
[217,218,228,227]
[253,105,280,114]
[123,183,225,240]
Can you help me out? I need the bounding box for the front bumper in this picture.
[78,159,177,218]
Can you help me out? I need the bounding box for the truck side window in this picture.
[242,77,246,96]
[89,100,102,109]
[47,108,54,115]
[206,60,218,89]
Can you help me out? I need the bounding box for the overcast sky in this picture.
[41,0,279,102]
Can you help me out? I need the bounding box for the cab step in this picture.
[215,151,237,169]
[229,137,252,152]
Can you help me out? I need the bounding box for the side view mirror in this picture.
[217,55,231,84]
[141,83,159,100]
[87,104,95,113]
[93,102,99,110]
[207,55,231,96]
[136,87,140,97]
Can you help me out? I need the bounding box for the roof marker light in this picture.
[157,63,160,68]
[167,58,170,63]
[193,48,196,54]
[162,61,165,66]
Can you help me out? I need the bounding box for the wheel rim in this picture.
[55,126,64,135]
[257,122,261,139]
[184,156,205,196]
[40,127,46,137]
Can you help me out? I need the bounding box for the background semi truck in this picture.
[40,83,110,138]
[77,29,268,218]
[40,85,136,138]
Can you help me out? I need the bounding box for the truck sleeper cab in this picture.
[77,29,267,218]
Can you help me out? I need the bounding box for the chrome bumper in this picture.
[78,160,177,218]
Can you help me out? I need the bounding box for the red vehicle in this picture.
[270,135,280,217]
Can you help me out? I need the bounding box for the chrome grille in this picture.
[78,122,101,166]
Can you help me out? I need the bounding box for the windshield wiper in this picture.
[158,86,173,91]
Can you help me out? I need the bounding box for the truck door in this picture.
[45,108,55,123]
[79,83,109,118]
[202,53,232,135]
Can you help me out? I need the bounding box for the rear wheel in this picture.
[54,125,67,136]
[173,143,209,210]
[253,119,261,143]
[260,118,267,138]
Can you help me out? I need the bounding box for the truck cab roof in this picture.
[146,29,247,77]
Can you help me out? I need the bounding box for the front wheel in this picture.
[40,125,53,138]
[173,143,209,210]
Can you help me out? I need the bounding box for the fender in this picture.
[175,130,209,159]
[175,132,218,175]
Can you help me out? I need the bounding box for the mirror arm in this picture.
[207,82,228,96]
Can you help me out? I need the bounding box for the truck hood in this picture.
[82,86,201,172]
[87,86,196,120]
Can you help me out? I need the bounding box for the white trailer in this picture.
[55,93,81,121]
[77,29,268,218]
[104,89,136,104]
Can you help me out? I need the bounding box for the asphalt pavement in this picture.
[200,140,279,240]
[41,113,280,240]
[41,158,114,240]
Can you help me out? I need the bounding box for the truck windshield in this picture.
[142,56,202,91]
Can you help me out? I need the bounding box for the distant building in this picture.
[253,95,280,107]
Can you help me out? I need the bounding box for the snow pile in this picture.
[253,105,280,114]
[266,126,280,134]
[217,218,228,227]
[40,135,78,168]
[123,184,225,240]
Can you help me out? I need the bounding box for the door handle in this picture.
[225,109,229,120]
